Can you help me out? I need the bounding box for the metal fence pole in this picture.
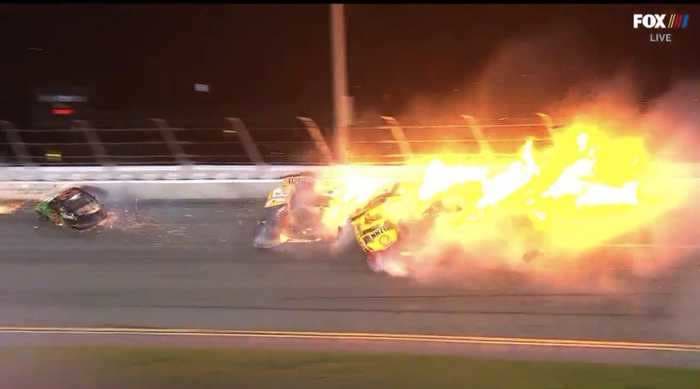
[330,4,351,163]
[225,117,265,165]
[461,115,493,156]
[0,120,33,166]
[381,116,412,160]
[73,120,110,166]
[536,112,554,138]
[150,118,190,165]
[298,117,334,164]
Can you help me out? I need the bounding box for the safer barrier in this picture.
[0,165,443,201]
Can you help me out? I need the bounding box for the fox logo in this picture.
[633,13,689,29]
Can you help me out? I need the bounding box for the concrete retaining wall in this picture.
[0,180,282,201]
[1,162,697,201]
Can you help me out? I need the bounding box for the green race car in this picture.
[35,187,107,230]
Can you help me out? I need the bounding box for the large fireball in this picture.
[315,118,693,284]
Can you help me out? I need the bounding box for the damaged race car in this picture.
[35,187,108,230]
[347,183,545,273]
[347,183,441,272]
[347,186,401,272]
[253,172,338,249]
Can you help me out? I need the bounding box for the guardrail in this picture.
[0,114,559,168]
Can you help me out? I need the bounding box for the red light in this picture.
[52,107,74,116]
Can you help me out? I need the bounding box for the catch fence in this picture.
[0,114,559,167]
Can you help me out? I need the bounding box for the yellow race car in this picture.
[346,183,447,272]
[348,188,400,253]
[347,183,543,273]
[347,187,403,272]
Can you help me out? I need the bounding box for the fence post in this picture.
[224,117,265,165]
[150,118,190,165]
[73,120,110,166]
[297,117,334,164]
[0,120,33,166]
[461,115,493,156]
[536,112,554,138]
[381,116,412,160]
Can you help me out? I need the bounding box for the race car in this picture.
[253,172,338,249]
[348,183,430,272]
[35,187,107,230]
[348,183,544,273]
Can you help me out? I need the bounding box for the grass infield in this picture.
[1,346,698,389]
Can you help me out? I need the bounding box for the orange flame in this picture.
[316,118,693,281]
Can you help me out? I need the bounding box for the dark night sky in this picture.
[0,4,698,128]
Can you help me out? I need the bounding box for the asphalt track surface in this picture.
[1,197,699,367]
